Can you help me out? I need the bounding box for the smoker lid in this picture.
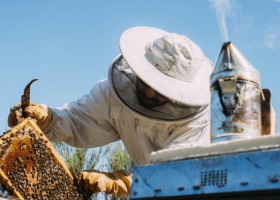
[211,42,260,86]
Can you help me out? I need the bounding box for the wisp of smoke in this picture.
[210,0,231,42]
[265,24,280,50]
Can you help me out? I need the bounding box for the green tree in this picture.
[53,141,132,200]
[52,142,109,177]
[106,141,132,172]
[104,141,132,200]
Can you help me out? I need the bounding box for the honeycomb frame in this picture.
[0,117,84,200]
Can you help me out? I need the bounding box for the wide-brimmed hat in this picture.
[119,26,213,106]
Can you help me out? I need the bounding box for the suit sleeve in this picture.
[45,80,120,148]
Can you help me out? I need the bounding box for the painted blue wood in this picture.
[130,148,280,199]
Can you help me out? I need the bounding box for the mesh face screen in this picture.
[110,55,207,121]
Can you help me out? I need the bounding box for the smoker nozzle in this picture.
[222,41,231,47]
[210,41,260,86]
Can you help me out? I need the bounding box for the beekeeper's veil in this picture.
[109,26,213,121]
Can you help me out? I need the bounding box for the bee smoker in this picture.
[211,42,263,143]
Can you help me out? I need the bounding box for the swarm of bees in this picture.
[0,118,85,200]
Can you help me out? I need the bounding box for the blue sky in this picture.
[1,0,280,133]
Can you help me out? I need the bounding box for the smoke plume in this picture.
[210,0,231,42]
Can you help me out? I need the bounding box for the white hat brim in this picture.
[120,26,213,106]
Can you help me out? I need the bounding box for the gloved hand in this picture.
[8,102,53,130]
[77,170,132,197]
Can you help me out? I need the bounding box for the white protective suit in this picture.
[45,55,211,165]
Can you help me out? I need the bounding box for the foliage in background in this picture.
[53,141,132,200]
[52,142,109,176]
[106,142,132,172]
[106,142,132,200]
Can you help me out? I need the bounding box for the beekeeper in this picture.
[8,26,213,197]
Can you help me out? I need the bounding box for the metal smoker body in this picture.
[211,42,262,142]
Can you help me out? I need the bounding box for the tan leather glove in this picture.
[77,170,132,197]
[8,102,53,130]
